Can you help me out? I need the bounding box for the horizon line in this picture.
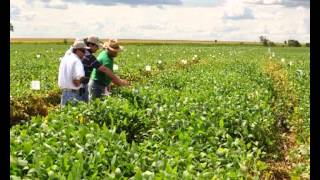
[10,37,305,44]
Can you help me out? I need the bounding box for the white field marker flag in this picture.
[31,80,40,90]
[113,64,119,71]
[145,65,151,71]
[181,60,187,64]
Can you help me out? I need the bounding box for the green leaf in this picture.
[134,166,142,179]
[68,161,82,180]
[23,142,32,154]
[111,154,117,168]
[99,144,105,155]
[256,160,268,171]
[10,175,21,180]
[219,119,224,128]
[165,163,172,173]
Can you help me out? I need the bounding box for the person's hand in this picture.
[80,77,89,84]
[73,79,81,87]
[121,79,130,86]
[107,85,112,92]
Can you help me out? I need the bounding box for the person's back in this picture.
[81,49,99,82]
[58,53,83,90]
[90,50,113,87]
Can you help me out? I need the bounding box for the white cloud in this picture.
[10,0,310,42]
[44,1,68,9]
[245,5,310,42]
[242,0,309,7]
[10,5,21,19]
[10,1,36,21]
[61,0,183,6]
[222,0,254,20]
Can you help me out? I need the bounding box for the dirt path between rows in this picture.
[261,59,308,179]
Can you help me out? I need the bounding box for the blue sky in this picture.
[10,0,310,42]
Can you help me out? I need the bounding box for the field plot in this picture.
[10,43,309,179]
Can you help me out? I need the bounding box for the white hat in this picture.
[72,40,89,49]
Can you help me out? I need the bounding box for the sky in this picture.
[10,0,310,42]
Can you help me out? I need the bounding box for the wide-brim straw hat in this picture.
[103,39,123,52]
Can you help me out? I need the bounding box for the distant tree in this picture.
[268,41,276,47]
[63,39,67,44]
[214,40,217,43]
[284,40,287,45]
[259,36,276,46]
[259,36,269,46]
[288,39,301,47]
[306,43,310,47]
[10,22,13,32]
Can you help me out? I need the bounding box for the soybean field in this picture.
[10,43,310,179]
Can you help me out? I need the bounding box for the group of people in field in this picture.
[58,36,130,106]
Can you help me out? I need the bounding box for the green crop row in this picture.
[10,44,310,179]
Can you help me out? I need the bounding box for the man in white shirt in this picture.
[58,40,87,106]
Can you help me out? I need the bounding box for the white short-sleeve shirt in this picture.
[58,53,85,90]
[64,46,73,57]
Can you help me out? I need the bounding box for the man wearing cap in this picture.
[63,37,85,57]
[78,36,104,102]
[58,40,87,106]
[65,36,129,102]
[89,39,129,100]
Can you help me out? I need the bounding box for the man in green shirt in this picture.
[88,39,129,100]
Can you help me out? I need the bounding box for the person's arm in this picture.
[90,56,129,86]
[72,60,85,87]
[97,65,129,86]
